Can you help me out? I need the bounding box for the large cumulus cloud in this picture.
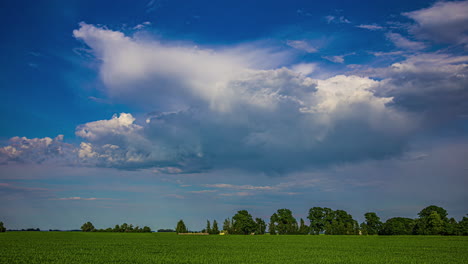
[6,22,464,173]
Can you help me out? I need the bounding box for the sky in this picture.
[0,0,467,231]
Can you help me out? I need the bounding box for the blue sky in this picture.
[1,0,467,230]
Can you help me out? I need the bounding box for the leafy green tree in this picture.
[361,212,382,235]
[142,226,152,233]
[270,209,298,235]
[418,205,448,221]
[211,220,220,234]
[298,218,309,235]
[268,221,276,235]
[459,215,468,236]
[427,211,444,235]
[308,207,334,235]
[205,220,211,234]
[176,220,188,233]
[414,205,449,235]
[325,210,357,235]
[232,210,256,235]
[120,223,127,232]
[113,225,120,232]
[81,222,95,232]
[0,221,6,232]
[380,217,415,235]
[443,217,459,235]
[255,218,266,235]
[223,218,232,234]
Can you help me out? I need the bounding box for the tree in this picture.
[380,217,415,235]
[418,205,448,221]
[270,209,298,235]
[268,221,276,235]
[232,210,256,235]
[426,211,444,235]
[223,218,232,234]
[298,218,309,235]
[176,220,188,234]
[119,223,129,232]
[443,217,459,236]
[414,206,448,235]
[81,222,95,232]
[323,210,357,235]
[361,212,382,235]
[142,226,152,233]
[255,218,266,235]
[205,220,211,234]
[308,207,334,235]
[0,221,6,232]
[211,220,220,234]
[459,215,468,236]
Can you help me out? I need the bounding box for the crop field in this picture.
[1,232,467,264]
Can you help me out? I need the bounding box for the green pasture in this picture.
[1,232,467,263]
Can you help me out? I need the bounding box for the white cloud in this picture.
[325,16,351,24]
[219,192,253,197]
[403,0,468,47]
[133,22,151,30]
[1,23,424,173]
[76,113,142,141]
[368,51,404,57]
[385,33,426,50]
[189,190,218,194]
[0,135,74,165]
[322,53,355,64]
[286,40,318,53]
[290,63,317,75]
[322,55,345,63]
[356,24,384,30]
[73,23,290,113]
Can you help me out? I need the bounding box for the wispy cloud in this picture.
[356,24,384,30]
[189,190,218,194]
[49,197,105,201]
[368,51,405,57]
[219,192,253,197]
[203,183,277,191]
[322,52,355,63]
[166,194,185,199]
[0,183,51,192]
[133,21,151,30]
[386,32,426,50]
[325,15,351,24]
[145,0,160,13]
[51,197,111,201]
[286,40,318,53]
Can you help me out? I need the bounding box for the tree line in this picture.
[80,222,151,233]
[175,205,468,236]
[1,205,466,235]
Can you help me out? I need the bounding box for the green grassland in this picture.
[1,232,467,263]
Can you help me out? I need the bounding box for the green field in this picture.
[1,232,467,263]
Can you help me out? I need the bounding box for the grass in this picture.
[1,232,467,263]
